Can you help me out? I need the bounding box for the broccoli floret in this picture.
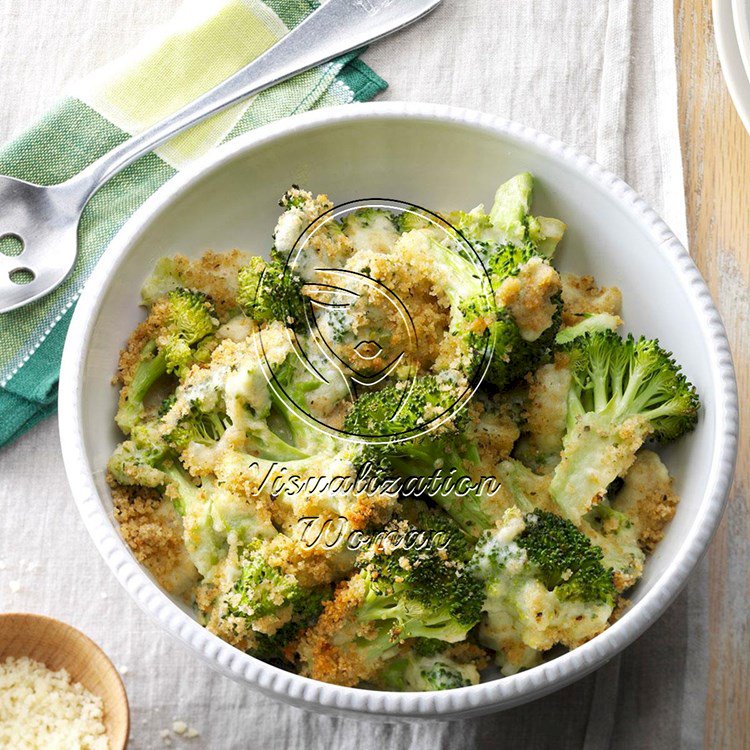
[376,651,480,691]
[144,460,229,574]
[299,514,483,684]
[107,421,217,521]
[114,343,169,436]
[107,422,172,488]
[447,173,566,262]
[446,174,533,262]
[109,415,274,575]
[550,331,700,524]
[158,288,217,376]
[345,376,494,535]
[487,458,645,593]
[516,510,616,605]
[168,466,281,575]
[159,346,336,464]
[160,346,330,463]
[227,540,309,621]
[164,403,232,452]
[247,349,343,462]
[221,539,327,640]
[470,507,616,674]
[470,509,615,606]
[569,331,699,443]
[393,208,432,233]
[425,175,566,388]
[354,516,484,644]
[413,637,451,658]
[490,173,566,257]
[151,335,359,535]
[424,227,560,390]
[115,289,218,434]
[108,428,224,573]
[236,256,306,328]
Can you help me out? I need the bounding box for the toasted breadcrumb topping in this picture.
[561,272,622,327]
[614,451,680,552]
[111,482,198,597]
[497,257,562,341]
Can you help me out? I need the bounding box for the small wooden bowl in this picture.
[0,613,129,749]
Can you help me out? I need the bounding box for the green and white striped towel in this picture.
[0,0,386,448]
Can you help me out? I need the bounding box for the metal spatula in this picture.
[0,0,441,313]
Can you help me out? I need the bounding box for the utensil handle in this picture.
[71,0,439,202]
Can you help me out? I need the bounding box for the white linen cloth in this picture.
[0,1,705,748]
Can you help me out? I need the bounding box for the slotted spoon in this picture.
[0,0,441,313]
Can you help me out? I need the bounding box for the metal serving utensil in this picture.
[0,0,441,313]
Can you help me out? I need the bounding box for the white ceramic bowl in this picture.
[59,103,738,719]
[732,0,750,87]
[715,0,750,133]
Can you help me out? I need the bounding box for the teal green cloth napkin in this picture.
[0,0,386,448]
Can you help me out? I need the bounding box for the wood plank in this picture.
[675,1,750,747]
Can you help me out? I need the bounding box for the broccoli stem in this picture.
[385,450,492,536]
[246,425,311,462]
[267,379,322,452]
[529,216,566,257]
[163,462,224,575]
[115,345,167,434]
[162,461,197,517]
[495,460,536,514]
[489,172,533,242]
[550,412,650,525]
[427,237,485,307]
[555,313,621,345]
[353,623,403,666]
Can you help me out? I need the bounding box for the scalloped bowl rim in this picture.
[58,102,738,719]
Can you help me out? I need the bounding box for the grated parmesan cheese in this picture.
[165,719,200,741]
[0,656,108,749]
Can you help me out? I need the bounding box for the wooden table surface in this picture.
[676,1,749,746]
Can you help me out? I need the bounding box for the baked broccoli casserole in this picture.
[108,174,699,690]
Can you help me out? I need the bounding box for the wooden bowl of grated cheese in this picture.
[0,613,129,749]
